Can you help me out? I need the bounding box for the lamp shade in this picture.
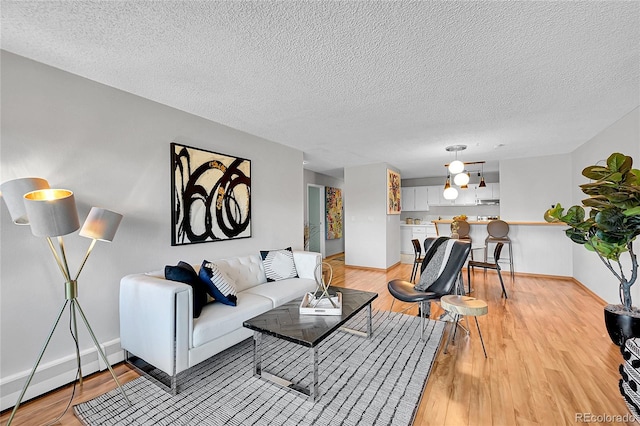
[0,178,50,225]
[23,189,80,237]
[80,207,123,242]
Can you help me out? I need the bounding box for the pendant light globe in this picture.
[454,172,470,186]
[448,160,464,174]
[443,187,458,200]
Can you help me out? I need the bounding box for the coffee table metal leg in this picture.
[340,302,374,339]
[253,331,262,377]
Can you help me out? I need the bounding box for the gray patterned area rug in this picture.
[75,311,444,426]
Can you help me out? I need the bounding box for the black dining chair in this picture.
[388,237,471,340]
[468,242,508,298]
[410,239,424,283]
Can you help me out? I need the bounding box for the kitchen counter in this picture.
[432,220,566,226]
[432,219,572,277]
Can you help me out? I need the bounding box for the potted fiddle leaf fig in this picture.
[544,152,640,345]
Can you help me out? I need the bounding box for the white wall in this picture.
[0,51,304,408]
[303,169,345,257]
[571,107,640,305]
[344,163,400,269]
[500,154,573,221]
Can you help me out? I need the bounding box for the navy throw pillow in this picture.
[199,260,238,306]
[165,261,209,318]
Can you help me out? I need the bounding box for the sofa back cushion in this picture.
[210,254,267,293]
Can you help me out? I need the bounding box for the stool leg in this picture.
[508,242,514,279]
[443,313,459,354]
[475,317,488,358]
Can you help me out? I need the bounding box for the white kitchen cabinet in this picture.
[475,183,492,201]
[401,187,415,211]
[400,226,413,254]
[491,183,500,198]
[427,185,442,206]
[455,187,476,205]
[475,182,500,203]
[401,186,429,211]
[414,186,429,211]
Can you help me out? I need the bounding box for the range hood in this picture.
[476,199,500,205]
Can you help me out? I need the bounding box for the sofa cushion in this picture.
[192,292,273,347]
[243,277,317,307]
[164,261,209,318]
[199,261,238,306]
[210,254,267,293]
[260,247,298,282]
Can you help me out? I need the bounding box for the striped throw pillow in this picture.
[260,247,298,282]
[199,261,238,306]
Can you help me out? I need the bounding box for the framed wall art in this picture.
[171,143,251,245]
[387,169,401,215]
[325,186,343,240]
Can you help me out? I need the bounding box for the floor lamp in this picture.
[0,178,131,425]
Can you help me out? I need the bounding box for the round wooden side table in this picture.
[440,295,488,358]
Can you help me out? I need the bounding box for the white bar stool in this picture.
[484,219,514,279]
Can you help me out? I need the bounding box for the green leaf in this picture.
[583,166,612,181]
[566,228,588,244]
[605,192,632,203]
[609,172,624,183]
[582,196,611,209]
[595,209,624,231]
[562,205,585,225]
[624,206,640,216]
[607,153,630,173]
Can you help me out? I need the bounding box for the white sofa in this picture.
[119,250,321,393]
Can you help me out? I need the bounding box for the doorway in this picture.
[307,184,325,257]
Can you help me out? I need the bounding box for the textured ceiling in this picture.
[1,1,639,179]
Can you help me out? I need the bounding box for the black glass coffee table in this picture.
[243,286,378,402]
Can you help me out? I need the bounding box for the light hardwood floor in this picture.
[1,257,632,425]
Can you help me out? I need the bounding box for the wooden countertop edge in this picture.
[431,220,566,226]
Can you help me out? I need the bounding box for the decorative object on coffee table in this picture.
[300,262,341,314]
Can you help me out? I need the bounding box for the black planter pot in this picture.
[605,306,640,346]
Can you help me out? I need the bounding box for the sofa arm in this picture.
[293,251,322,280]
[119,273,191,376]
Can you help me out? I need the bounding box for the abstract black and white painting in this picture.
[171,143,251,245]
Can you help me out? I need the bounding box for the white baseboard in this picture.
[0,338,124,412]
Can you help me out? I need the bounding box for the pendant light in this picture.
[479,163,487,188]
[443,175,458,200]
